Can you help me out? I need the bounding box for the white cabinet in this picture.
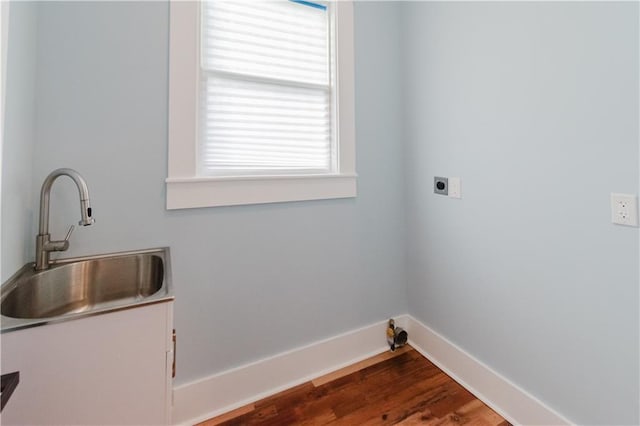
[0,301,174,425]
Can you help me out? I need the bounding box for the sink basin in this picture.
[1,248,173,331]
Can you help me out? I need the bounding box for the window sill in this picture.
[165,174,357,209]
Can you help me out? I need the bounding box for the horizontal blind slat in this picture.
[203,31,327,58]
[203,140,330,150]
[203,22,326,53]
[204,16,327,41]
[204,130,330,143]
[204,38,327,67]
[204,115,329,126]
[206,58,328,85]
[206,107,329,118]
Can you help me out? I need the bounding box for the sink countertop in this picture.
[0,247,174,333]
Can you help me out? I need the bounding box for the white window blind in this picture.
[200,0,334,176]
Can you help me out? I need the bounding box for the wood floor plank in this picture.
[327,354,438,420]
[312,346,412,387]
[445,399,505,426]
[206,346,509,426]
[332,373,465,425]
[327,353,464,424]
[299,354,430,422]
[392,411,442,426]
[196,403,255,426]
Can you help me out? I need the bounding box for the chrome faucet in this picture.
[35,168,95,270]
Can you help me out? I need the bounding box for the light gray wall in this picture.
[2,2,37,281]
[29,1,406,385]
[401,2,639,425]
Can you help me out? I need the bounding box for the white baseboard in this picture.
[172,314,571,426]
[172,315,408,425]
[406,316,572,426]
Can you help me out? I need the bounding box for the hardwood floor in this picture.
[197,346,509,426]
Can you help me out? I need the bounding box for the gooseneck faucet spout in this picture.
[35,168,95,270]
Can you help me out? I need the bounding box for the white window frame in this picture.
[166,0,356,209]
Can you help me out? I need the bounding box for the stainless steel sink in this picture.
[1,248,173,332]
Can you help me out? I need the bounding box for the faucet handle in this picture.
[64,225,75,242]
[44,225,74,253]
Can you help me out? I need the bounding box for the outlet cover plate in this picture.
[611,193,638,227]
[449,177,461,198]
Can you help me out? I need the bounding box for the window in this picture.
[167,0,356,209]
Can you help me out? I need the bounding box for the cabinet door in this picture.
[1,302,173,425]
